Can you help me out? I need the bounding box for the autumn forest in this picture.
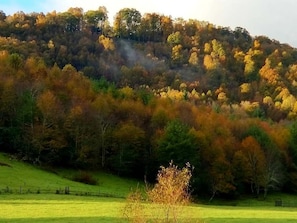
[1,6,297,200]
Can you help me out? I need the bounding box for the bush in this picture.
[72,171,97,185]
[123,161,198,223]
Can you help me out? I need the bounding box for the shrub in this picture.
[123,161,200,223]
[72,171,97,185]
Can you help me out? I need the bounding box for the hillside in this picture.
[0,7,297,200]
[0,8,297,121]
[0,153,139,197]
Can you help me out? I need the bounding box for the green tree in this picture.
[157,119,198,168]
[114,8,141,39]
[85,6,108,34]
[286,121,297,192]
[167,31,182,45]
[8,53,23,70]
[0,78,20,153]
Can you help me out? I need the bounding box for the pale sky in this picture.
[0,0,296,47]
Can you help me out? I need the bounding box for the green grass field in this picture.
[1,153,297,223]
[1,194,297,223]
[0,153,140,197]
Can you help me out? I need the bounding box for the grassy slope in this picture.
[0,153,141,197]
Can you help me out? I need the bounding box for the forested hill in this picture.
[1,7,297,199]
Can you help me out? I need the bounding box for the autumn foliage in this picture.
[1,7,297,200]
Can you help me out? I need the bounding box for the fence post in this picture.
[65,186,70,194]
[275,199,282,207]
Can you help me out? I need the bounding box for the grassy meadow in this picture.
[1,153,297,223]
[1,194,297,223]
[0,153,139,197]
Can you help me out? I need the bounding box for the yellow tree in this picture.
[98,35,115,51]
[171,44,183,66]
[203,54,217,70]
[188,50,199,66]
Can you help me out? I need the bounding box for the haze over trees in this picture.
[1,6,297,200]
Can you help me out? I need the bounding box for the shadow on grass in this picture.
[0,217,127,223]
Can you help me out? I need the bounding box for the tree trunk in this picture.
[209,190,216,202]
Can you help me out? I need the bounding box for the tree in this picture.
[171,44,183,66]
[35,90,67,165]
[91,94,116,168]
[85,6,108,35]
[61,8,83,32]
[0,10,6,22]
[98,35,115,51]
[203,136,235,201]
[286,121,297,192]
[203,39,225,71]
[64,104,89,165]
[157,119,198,168]
[111,121,146,176]
[160,15,173,42]
[140,13,162,41]
[245,124,284,197]
[167,31,182,46]
[8,53,23,70]
[0,77,20,153]
[188,51,199,66]
[241,136,266,196]
[114,8,141,39]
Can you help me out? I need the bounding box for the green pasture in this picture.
[1,153,297,222]
[0,153,140,197]
[1,194,297,222]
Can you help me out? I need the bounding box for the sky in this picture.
[0,0,296,48]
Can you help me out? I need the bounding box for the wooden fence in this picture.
[0,186,125,198]
[275,199,297,207]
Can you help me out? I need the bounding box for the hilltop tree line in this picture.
[1,7,297,199]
